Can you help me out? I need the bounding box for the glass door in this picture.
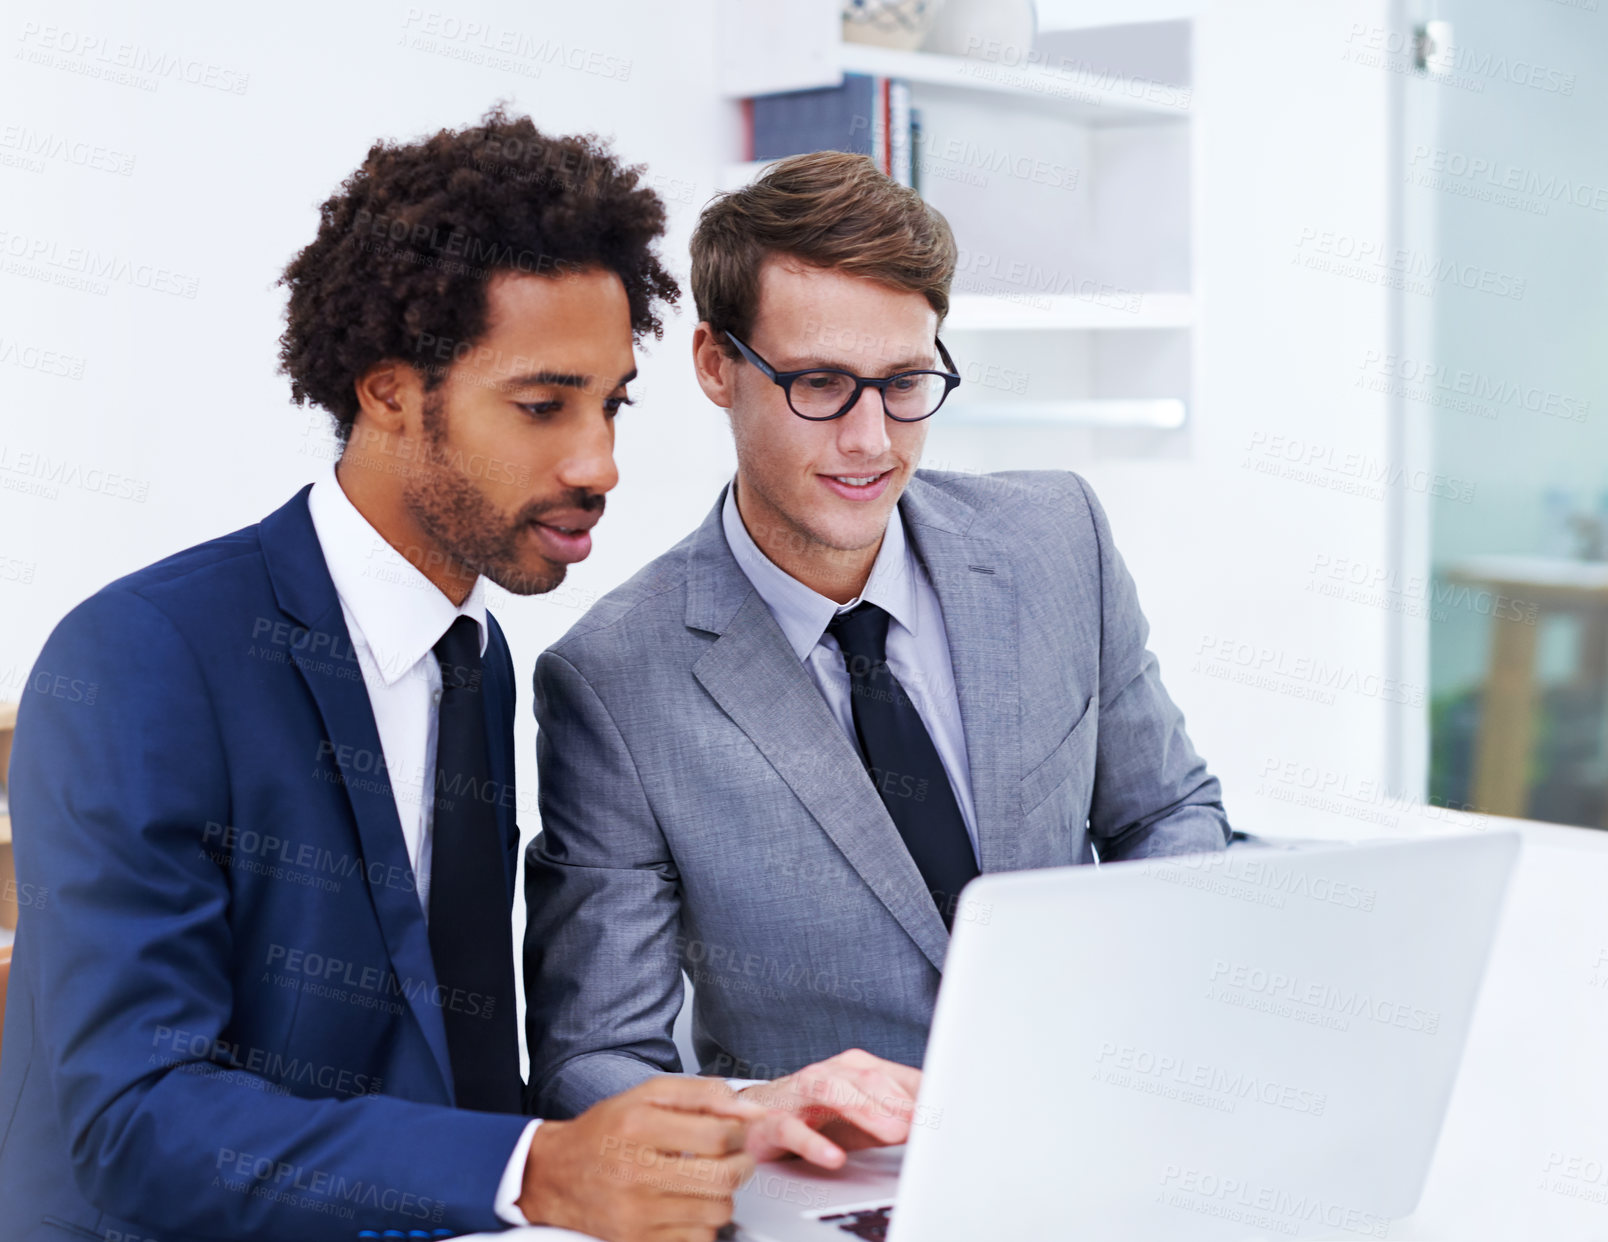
[1397,0,1608,825]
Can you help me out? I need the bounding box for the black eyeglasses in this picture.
[724,330,961,422]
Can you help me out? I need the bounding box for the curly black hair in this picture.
[278,105,679,440]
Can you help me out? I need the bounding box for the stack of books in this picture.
[743,73,918,190]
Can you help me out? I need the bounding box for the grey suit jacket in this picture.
[523,469,1229,1117]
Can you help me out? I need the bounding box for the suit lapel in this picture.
[899,479,1024,873]
[686,492,950,970]
[258,488,454,1098]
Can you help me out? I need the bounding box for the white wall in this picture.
[0,0,743,801]
[927,0,1407,841]
[1150,0,1404,840]
[1,0,1413,870]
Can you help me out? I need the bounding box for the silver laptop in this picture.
[733,831,1520,1242]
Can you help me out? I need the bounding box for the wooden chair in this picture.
[1,704,16,1066]
[0,944,11,1068]
[1,701,14,932]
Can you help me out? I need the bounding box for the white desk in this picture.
[459,813,1608,1241]
[1368,814,1608,1240]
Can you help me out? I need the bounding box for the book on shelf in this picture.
[744,73,916,187]
[888,80,911,187]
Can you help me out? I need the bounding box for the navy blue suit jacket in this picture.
[0,487,531,1242]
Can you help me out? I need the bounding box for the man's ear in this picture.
[692,322,737,410]
[352,360,424,434]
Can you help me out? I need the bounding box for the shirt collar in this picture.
[306,465,488,685]
[720,476,920,663]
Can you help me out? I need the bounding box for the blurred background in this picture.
[1,0,1606,940]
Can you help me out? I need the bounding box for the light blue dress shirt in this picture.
[720,479,981,860]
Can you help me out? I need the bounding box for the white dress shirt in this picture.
[721,478,981,859]
[305,466,537,1225]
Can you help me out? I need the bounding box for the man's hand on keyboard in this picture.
[738,1049,922,1168]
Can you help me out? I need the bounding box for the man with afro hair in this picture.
[0,108,916,1242]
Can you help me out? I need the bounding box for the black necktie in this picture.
[427,616,522,1113]
[828,602,979,928]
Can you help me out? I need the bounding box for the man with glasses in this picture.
[523,151,1230,1117]
[0,119,921,1242]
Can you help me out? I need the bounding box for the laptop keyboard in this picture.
[819,1205,894,1240]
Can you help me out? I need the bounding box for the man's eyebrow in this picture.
[498,367,638,392]
[780,355,937,375]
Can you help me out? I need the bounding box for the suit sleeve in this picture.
[9,589,530,1240]
[523,648,683,1119]
[1071,475,1233,860]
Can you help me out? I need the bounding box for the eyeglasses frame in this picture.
[723,330,962,422]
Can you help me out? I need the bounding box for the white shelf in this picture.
[944,398,1186,429]
[945,291,1192,332]
[836,44,1190,123]
[1035,0,1202,29]
[724,22,1196,438]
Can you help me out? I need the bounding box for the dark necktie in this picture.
[427,616,522,1113]
[828,602,980,928]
